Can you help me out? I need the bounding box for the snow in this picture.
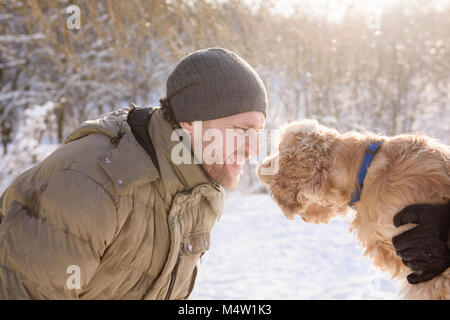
[191,192,400,300]
[0,102,59,193]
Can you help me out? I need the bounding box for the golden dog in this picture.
[257,119,450,299]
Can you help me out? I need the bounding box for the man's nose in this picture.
[246,134,259,159]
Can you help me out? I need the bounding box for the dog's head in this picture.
[257,119,348,223]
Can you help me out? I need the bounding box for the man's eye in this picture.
[232,125,261,134]
[231,127,245,134]
[233,128,260,138]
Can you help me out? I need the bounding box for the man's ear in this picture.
[179,121,194,135]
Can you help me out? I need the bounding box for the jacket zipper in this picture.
[164,244,183,300]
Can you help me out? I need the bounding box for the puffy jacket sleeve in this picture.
[0,169,118,299]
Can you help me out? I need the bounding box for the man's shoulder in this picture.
[3,106,161,211]
[0,133,119,240]
[55,132,118,188]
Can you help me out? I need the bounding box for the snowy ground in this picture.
[191,192,400,300]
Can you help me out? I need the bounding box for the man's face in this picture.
[180,111,265,189]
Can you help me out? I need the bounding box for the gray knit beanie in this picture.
[163,47,268,122]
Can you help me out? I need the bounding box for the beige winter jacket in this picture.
[0,106,224,299]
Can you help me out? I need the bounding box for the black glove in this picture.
[392,202,450,285]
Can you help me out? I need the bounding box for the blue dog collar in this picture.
[349,141,383,205]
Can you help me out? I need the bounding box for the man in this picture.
[0,47,266,299]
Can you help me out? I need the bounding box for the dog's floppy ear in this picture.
[279,119,338,200]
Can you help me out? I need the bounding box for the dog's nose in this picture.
[257,154,279,182]
[256,158,273,183]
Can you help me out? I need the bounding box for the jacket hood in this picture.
[63,107,160,191]
[64,109,130,143]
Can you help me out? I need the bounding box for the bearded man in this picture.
[0,48,266,299]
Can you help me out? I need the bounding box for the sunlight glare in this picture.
[272,0,415,21]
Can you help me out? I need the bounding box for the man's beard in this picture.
[201,162,240,189]
[194,134,247,189]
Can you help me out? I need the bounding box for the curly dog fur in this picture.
[257,119,450,299]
